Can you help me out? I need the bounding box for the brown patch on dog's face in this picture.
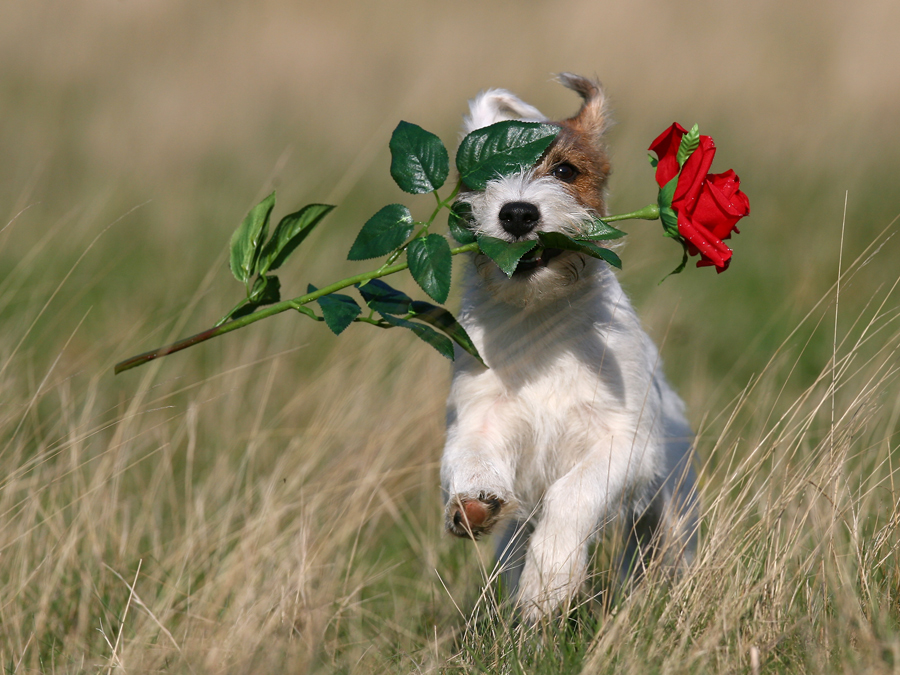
[531,74,611,215]
[534,122,610,215]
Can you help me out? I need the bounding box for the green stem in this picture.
[114,241,480,374]
[115,192,655,376]
[215,296,250,327]
[604,204,659,222]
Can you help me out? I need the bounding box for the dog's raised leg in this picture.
[441,421,516,539]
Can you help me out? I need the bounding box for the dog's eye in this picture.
[551,163,578,182]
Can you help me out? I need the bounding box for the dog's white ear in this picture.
[557,73,610,139]
[463,89,547,134]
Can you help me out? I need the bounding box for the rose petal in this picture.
[672,135,716,208]
[690,177,749,241]
[649,123,687,188]
[697,256,731,273]
[707,170,742,200]
[677,217,733,272]
[705,171,750,215]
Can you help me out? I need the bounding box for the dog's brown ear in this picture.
[557,73,609,140]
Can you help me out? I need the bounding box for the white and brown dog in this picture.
[441,74,698,621]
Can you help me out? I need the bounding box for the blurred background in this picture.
[2,0,899,399]
[1,1,899,671]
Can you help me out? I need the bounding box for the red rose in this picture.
[649,123,750,272]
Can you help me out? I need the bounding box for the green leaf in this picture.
[660,239,690,282]
[659,206,679,238]
[378,312,454,360]
[448,201,477,245]
[407,234,452,303]
[259,204,334,274]
[216,275,282,326]
[536,231,622,269]
[647,153,659,168]
[578,217,627,241]
[657,175,678,209]
[456,121,560,190]
[389,121,449,194]
[476,235,538,277]
[309,284,361,335]
[675,123,700,168]
[248,274,281,305]
[657,175,680,238]
[409,301,484,366]
[357,278,412,315]
[348,204,415,261]
[230,191,276,284]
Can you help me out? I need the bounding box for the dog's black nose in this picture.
[498,201,540,238]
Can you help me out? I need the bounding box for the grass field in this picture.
[2,1,899,673]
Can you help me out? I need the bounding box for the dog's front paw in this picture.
[445,492,506,539]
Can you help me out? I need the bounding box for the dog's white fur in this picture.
[441,74,698,622]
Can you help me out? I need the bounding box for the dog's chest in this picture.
[456,296,635,478]
[460,288,629,406]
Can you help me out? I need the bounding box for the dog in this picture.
[441,73,699,622]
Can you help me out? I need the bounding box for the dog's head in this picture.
[458,74,613,306]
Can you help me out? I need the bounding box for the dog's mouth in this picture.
[513,246,563,275]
